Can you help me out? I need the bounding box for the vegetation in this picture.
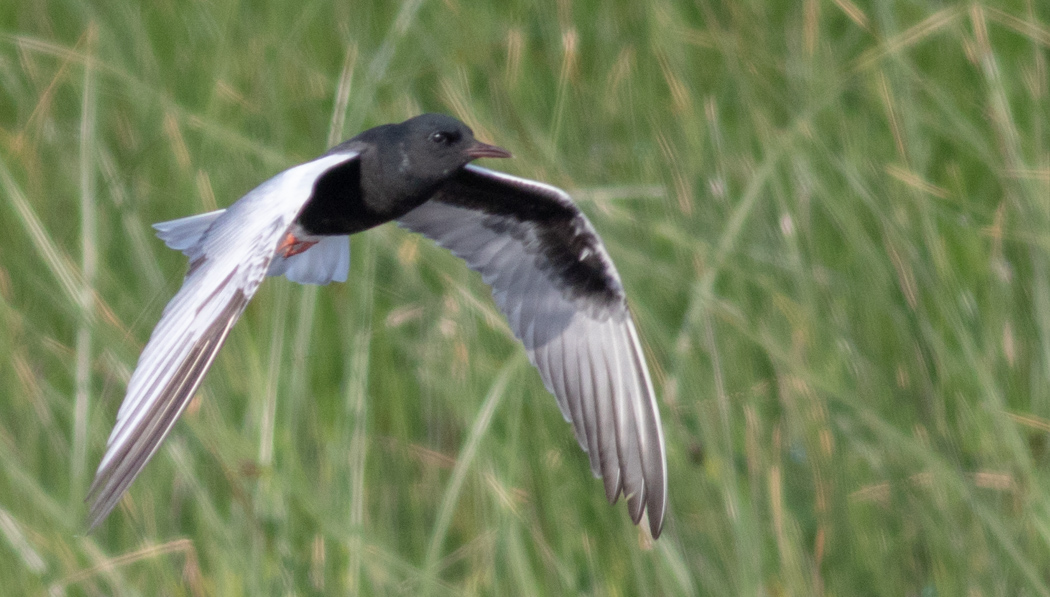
[1,0,1048,594]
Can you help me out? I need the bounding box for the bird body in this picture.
[88,114,668,538]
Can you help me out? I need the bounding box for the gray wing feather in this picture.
[87,151,358,530]
[397,164,667,537]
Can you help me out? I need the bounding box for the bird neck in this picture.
[360,146,443,214]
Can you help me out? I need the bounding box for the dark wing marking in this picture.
[397,164,667,537]
[87,151,359,530]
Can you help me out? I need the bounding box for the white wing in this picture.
[87,150,359,529]
[398,165,667,537]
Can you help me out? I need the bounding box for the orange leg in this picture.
[276,233,318,258]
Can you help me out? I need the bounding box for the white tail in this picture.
[153,210,350,286]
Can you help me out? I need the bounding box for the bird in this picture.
[87,113,667,538]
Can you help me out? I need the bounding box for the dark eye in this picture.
[429,130,459,145]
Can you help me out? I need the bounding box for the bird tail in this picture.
[153,210,350,285]
[266,235,350,285]
[153,210,226,255]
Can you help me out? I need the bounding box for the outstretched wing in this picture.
[397,165,667,537]
[87,150,359,530]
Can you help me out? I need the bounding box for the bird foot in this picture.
[276,233,318,258]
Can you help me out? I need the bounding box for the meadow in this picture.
[1,0,1048,594]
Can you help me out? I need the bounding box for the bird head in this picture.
[398,113,512,178]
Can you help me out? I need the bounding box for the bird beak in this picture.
[465,141,513,160]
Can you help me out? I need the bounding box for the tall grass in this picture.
[1,0,1048,594]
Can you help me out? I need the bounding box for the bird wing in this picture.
[397,164,667,537]
[87,150,360,530]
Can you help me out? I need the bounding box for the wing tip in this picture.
[83,481,119,533]
[649,509,665,539]
[84,507,109,534]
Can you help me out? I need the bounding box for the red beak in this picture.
[465,141,513,160]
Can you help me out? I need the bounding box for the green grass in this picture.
[1,0,1049,594]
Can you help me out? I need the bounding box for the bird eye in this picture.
[429,131,459,145]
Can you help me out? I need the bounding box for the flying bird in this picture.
[87,113,667,537]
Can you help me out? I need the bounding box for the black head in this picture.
[311,114,514,228]
[393,113,512,179]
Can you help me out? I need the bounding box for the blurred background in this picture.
[1,0,1048,594]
